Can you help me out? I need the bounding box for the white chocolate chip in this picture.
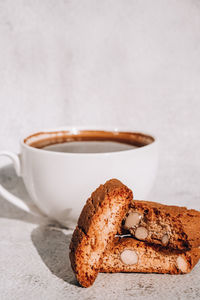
[162,234,169,246]
[120,249,138,265]
[124,212,141,229]
[135,227,148,240]
[176,256,188,273]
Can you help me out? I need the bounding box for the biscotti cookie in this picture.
[101,237,200,274]
[69,179,133,287]
[120,200,200,250]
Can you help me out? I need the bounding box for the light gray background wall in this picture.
[0,0,200,207]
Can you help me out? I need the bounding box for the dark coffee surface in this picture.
[24,130,154,153]
[43,141,137,153]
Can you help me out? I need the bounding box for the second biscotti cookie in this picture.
[120,200,200,250]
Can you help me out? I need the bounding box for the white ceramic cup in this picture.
[0,127,158,227]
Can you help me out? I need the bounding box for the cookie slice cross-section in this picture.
[121,200,200,250]
[69,179,133,287]
[101,237,200,274]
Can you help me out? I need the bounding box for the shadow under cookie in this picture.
[31,225,79,286]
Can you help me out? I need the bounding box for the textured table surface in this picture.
[0,165,200,300]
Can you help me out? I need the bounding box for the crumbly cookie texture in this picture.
[120,200,200,250]
[69,179,133,287]
[101,237,200,274]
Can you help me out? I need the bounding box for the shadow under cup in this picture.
[22,129,157,228]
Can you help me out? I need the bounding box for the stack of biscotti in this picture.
[69,179,200,287]
[102,200,200,275]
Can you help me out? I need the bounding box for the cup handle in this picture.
[0,151,32,213]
